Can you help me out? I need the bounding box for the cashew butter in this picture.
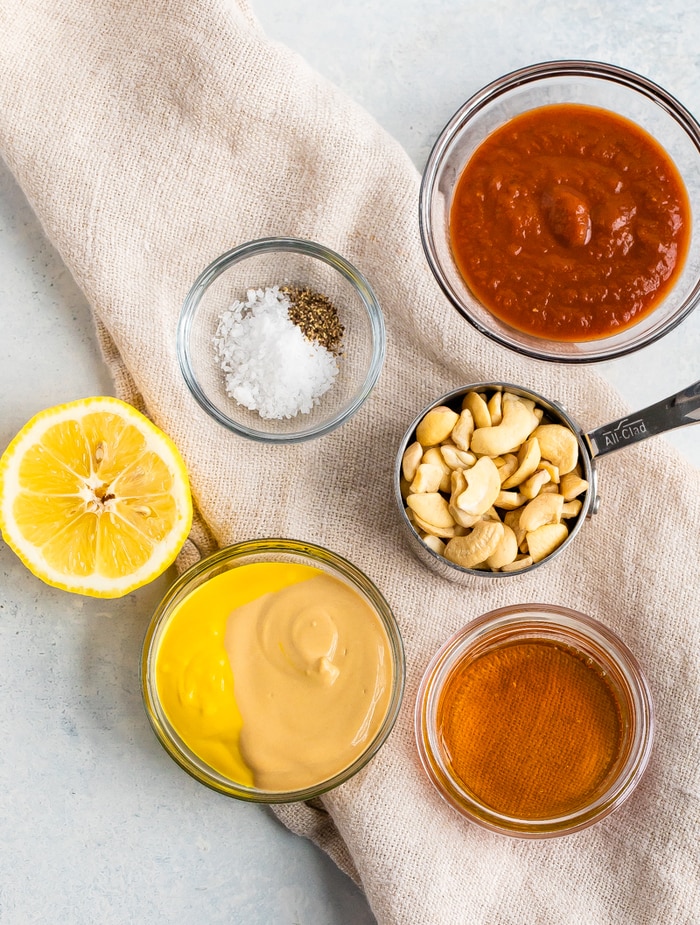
[155,560,394,792]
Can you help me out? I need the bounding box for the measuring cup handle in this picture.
[584,380,700,458]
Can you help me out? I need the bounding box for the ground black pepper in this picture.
[282,285,344,356]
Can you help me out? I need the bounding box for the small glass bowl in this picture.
[177,238,386,443]
[141,539,405,803]
[419,60,700,363]
[415,604,654,837]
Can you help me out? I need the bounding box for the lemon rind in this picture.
[0,396,193,598]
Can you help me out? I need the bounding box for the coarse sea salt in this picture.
[213,286,340,420]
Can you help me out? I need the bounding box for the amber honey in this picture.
[437,638,624,820]
[416,605,655,836]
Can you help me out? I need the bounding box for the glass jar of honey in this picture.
[415,604,653,837]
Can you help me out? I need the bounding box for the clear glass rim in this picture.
[415,603,655,837]
[141,538,406,803]
[177,237,386,443]
[419,59,700,364]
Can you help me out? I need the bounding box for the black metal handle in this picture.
[584,380,700,458]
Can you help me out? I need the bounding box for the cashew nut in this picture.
[411,512,458,538]
[532,424,579,475]
[449,504,482,528]
[420,533,446,556]
[448,469,482,527]
[495,490,526,510]
[561,499,583,518]
[560,471,589,501]
[444,519,504,569]
[499,555,534,572]
[501,436,541,489]
[450,467,467,501]
[462,391,491,429]
[406,491,455,530]
[422,446,452,492]
[504,507,528,550]
[519,492,564,533]
[409,462,444,494]
[454,456,501,516]
[450,409,475,451]
[440,443,476,470]
[526,522,569,562]
[485,523,518,569]
[520,468,551,499]
[506,392,535,412]
[401,441,423,482]
[416,405,459,447]
[496,453,519,484]
[470,396,540,457]
[487,391,503,426]
[537,460,560,484]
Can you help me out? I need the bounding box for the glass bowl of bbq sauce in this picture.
[420,60,700,363]
[415,603,654,837]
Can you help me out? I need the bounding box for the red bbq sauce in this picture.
[449,103,691,341]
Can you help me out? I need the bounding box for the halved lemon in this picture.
[0,397,193,598]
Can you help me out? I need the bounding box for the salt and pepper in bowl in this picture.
[177,237,385,443]
[213,283,345,422]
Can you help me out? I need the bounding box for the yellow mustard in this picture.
[155,561,393,792]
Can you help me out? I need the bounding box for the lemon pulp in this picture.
[0,396,192,598]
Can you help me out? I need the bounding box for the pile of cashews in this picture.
[400,388,589,572]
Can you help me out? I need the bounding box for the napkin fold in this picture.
[2,1,700,922]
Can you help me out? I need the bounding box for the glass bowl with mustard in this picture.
[141,539,405,802]
[420,60,700,363]
[177,237,386,443]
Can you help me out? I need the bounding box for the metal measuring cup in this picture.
[394,380,700,581]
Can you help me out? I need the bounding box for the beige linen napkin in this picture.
[2,1,700,922]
